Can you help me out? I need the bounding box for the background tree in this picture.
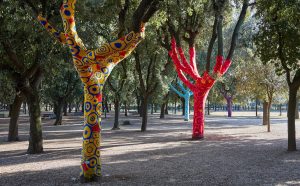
[255,0,300,150]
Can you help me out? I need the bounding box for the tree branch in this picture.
[226,0,249,60]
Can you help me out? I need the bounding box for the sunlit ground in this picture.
[0,110,299,185]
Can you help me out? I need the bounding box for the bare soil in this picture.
[0,111,299,186]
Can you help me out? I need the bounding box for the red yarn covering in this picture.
[169,38,232,139]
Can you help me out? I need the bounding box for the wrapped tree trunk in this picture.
[169,81,193,121]
[36,0,159,181]
[167,0,249,139]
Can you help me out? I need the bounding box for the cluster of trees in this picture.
[0,0,299,181]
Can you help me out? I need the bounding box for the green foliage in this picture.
[255,0,300,75]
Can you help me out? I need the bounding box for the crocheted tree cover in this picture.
[169,38,231,139]
[169,81,193,121]
[38,0,145,181]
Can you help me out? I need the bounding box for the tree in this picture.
[0,1,59,152]
[29,0,161,182]
[168,0,250,139]
[255,0,300,150]
[169,80,193,120]
[42,56,82,125]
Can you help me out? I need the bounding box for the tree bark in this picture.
[53,101,64,126]
[255,98,258,117]
[27,92,43,154]
[141,96,148,132]
[263,101,269,126]
[8,93,25,141]
[63,102,68,116]
[279,104,282,116]
[287,87,297,151]
[68,103,72,113]
[151,103,154,114]
[160,103,166,119]
[165,101,169,115]
[23,102,27,114]
[124,102,128,116]
[181,98,185,116]
[226,97,232,117]
[295,98,299,119]
[112,98,120,130]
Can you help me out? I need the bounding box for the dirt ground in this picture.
[0,111,299,186]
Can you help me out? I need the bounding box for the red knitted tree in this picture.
[168,0,250,139]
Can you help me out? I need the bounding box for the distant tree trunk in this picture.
[287,87,297,151]
[8,93,25,141]
[27,92,43,154]
[174,100,177,114]
[141,96,149,132]
[45,104,48,111]
[151,103,154,114]
[160,103,166,119]
[255,98,258,117]
[124,102,128,116]
[53,101,64,126]
[23,101,27,114]
[8,104,12,117]
[63,102,68,116]
[160,93,169,119]
[68,103,72,113]
[165,101,169,115]
[263,101,269,126]
[279,104,282,116]
[112,98,120,130]
[226,97,232,117]
[207,98,210,116]
[181,98,185,116]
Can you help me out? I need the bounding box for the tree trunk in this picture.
[141,96,148,132]
[165,101,169,115]
[255,98,258,117]
[53,101,64,126]
[112,98,120,130]
[287,87,297,151]
[23,102,27,114]
[27,92,43,154]
[184,96,190,121]
[267,102,271,132]
[8,93,25,141]
[63,102,68,116]
[139,99,143,117]
[68,103,72,113]
[207,98,210,115]
[295,99,299,119]
[160,103,166,119]
[263,101,269,126]
[174,100,177,114]
[192,91,209,139]
[279,104,282,116]
[151,103,154,114]
[124,102,128,116]
[181,98,185,116]
[226,97,232,117]
[80,86,102,181]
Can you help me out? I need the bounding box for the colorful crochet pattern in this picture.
[169,81,193,121]
[169,38,231,139]
[38,0,144,181]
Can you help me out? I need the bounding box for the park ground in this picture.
[0,111,300,186]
